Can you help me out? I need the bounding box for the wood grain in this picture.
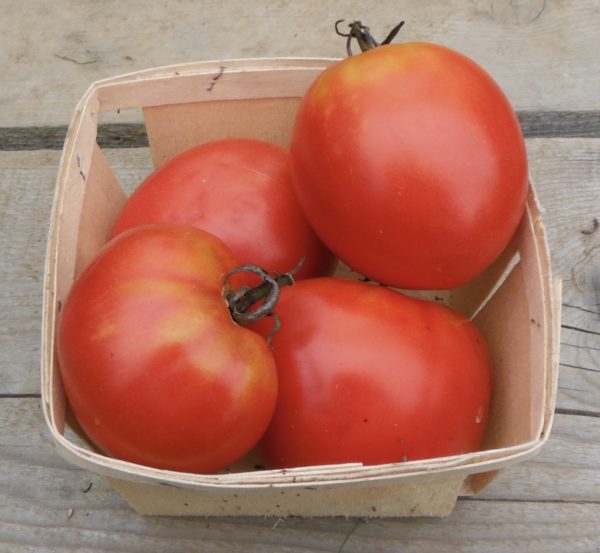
[1,398,598,552]
[525,139,600,415]
[2,0,600,127]
[0,151,58,395]
[0,149,154,395]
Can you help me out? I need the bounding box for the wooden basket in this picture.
[41,58,561,517]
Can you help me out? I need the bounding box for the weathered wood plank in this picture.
[0,149,153,395]
[0,151,58,395]
[479,412,600,502]
[2,501,599,553]
[0,398,598,552]
[525,138,600,414]
[1,140,599,411]
[2,0,600,128]
[526,139,600,286]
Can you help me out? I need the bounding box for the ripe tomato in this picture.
[111,138,336,280]
[57,224,277,473]
[290,41,528,289]
[260,278,491,468]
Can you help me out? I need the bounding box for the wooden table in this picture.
[2,1,598,550]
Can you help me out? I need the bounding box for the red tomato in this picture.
[57,224,277,473]
[260,278,491,468]
[111,138,336,280]
[291,42,528,289]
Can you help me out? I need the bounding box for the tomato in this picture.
[57,224,277,473]
[111,138,336,280]
[260,278,491,468]
[290,41,528,289]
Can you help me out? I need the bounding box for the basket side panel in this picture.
[143,97,302,169]
[473,195,550,450]
[448,233,520,318]
[75,143,127,276]
[43,89,101,440]
[474,262,535,450]
[107,475,464,518]
[44,144,128,459]
[396,232,520,316]
[465,195,554,494]
[54,106,101,302]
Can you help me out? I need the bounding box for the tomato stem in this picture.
[334,20,405,56]
[224,259,304,327]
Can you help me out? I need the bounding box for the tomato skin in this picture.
[111,138,336,280]
[291,43,528,289]
[260,278,491,468]
[57,224,277,473]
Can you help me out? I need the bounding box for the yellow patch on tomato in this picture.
[161,309,209,343]
[89,323,117,341]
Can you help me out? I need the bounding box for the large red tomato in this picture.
[260,278,491,468]
[111,138,335,280]
[57,224,277,473]
[290,41,528,289]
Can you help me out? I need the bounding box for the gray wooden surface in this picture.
[1,1,599,551]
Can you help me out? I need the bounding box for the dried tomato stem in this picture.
[335,20,405,55]
[224,260,304,326]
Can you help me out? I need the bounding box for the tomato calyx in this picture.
[224,259,304,339]
[334,19,405,56]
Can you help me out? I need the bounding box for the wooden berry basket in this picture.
[41,58,561,517]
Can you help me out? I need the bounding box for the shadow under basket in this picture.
[41,58,561,518]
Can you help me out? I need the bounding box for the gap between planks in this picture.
[2,111,600,151]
